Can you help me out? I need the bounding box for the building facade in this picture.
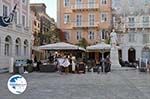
[57,0,112,45]
[0,0,31,71]
[30,3,57,45]
[121,14,150,62]
[112,0,150,62]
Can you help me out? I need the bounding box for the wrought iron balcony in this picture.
[72,21,99,29]
[71,3,99,11]
[126,22,150,28]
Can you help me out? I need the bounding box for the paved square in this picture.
[0,69,150,99]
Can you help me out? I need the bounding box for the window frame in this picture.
[76,31,82,40]
[129,33,135,43]
[88,13,95,26]
[64,14,70,24]
[22,15,26,27]
[101,0,107,5]
[64,0,70,7]
[76,14,82,26]
[3,4,8,17]
[88,31,95,40]
[101,13,107,22]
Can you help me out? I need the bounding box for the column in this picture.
[1,36,5,56]
[0,0,2,16]
[122,47,128,61]
[20,0,22,25]
[11,38,16,57]
[136,47,142,61]
[27,0,30,28]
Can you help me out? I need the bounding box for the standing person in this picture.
[34,56,37,63]
[71,56,76,73]
[33,56,37,71]
[105,55,111,73]
[147,60,150,72]
[62,56,70,74]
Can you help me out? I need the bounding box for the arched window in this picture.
[5,36,12,56]
[24,40,28,56]
[15,38,21,56]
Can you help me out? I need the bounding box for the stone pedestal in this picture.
[110,47,121,69]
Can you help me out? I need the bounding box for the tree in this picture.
[38,27,61,45]
[76,38,88,48]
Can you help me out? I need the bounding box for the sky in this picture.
[30,0,57,21]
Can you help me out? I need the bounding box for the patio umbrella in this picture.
[86,42,111,59]
[39,42,85,51]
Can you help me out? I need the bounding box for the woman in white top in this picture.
[71,56,76,73]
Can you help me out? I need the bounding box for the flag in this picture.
[0,4,17,27]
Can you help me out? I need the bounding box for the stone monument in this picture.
[110,29,121,69]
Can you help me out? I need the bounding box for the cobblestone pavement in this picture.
[0,69,150,99]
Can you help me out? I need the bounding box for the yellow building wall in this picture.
[57,0,112,45]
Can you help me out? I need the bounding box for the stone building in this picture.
[112,0,150,62]
[0,0,31,72]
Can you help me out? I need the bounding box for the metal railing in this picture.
[71,3,99,10]
[126,22,150,28]
[72,21,99,28]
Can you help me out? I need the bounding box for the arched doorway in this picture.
[142,47,150,59]
[128,48,136,62]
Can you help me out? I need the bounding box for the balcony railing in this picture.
[126,22,150,28]
[71,3,99,10]
[7,23,30,33]
[72,22,99,28]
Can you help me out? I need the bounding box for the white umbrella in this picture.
[86,42,111,59]
[86,42,111,51]
[39,42,85,51]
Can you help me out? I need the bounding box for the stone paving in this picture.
[0,69,150,99]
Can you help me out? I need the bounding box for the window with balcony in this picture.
[22,0,25,3]
[22,15,26,27]
[64,0,70,7]
[65,32,70,41]
[128,17,135,27]
[3,5,8,17]
[76,14,82,26]
[22,0,27,5]
[100,29,107,39]
[88,0,95,8]
[143,34,150,44]
[143,16,149,27]
[88,31,95,40]
[101,0,107,4]
[76,0,82,8]
[77,31,82,40]
[64,14,70,24]
[128,0,134,7]
[101,13,107,22]
[129,33,135,42]
[88,14,95,26]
